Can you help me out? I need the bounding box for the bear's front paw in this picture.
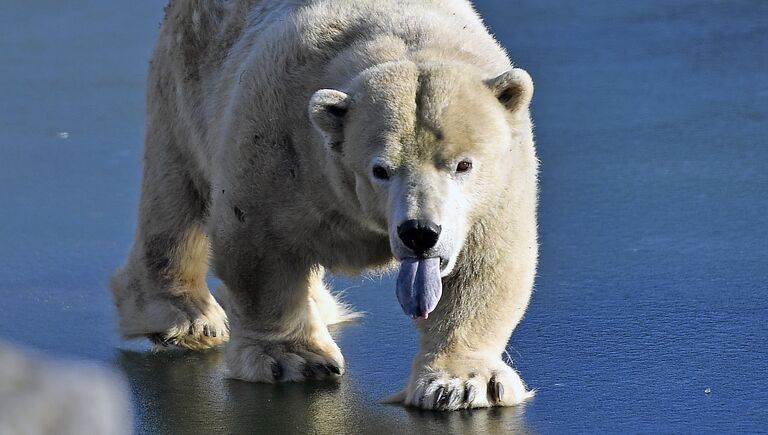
[396,357,533,411]
[225,335,344,383]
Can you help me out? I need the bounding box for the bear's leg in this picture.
[391,240,536,410]
[308,267,362,326]
[211,240,344,382]
[111,136,228,349]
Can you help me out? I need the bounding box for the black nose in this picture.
[397,219,442,255]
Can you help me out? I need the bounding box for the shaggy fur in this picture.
[113,0,538,410]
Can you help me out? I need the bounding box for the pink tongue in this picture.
[395,258,443,319]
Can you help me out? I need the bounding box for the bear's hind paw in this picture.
[225,336,344,383]
[118,293,229,350]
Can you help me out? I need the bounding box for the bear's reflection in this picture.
[116,349,532,434]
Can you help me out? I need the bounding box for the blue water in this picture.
[1,1,766,433]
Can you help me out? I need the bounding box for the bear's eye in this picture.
[372,165,390,180]
[456,160,473,173]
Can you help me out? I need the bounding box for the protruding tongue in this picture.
[396,258,443,319]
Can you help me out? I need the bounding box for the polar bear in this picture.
[112,0,538,410]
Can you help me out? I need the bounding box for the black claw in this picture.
[271,362,283,380]
[464,384,477,404]
[211,328,217,337]
[453,388,464,406]
[315,363,332,376]
[203,325,211,337]
[496,381,505,403]
[327,364,341,375]
[149,334,168,347]
[433,386,446,409]
[188,324,195,335]
[440,388,454,408]
[487,377,497,401]
[302,364,314,378]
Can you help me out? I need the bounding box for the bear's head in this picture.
[309,61,534,319]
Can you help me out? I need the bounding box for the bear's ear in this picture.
[309,89,351,151]
[485,68,534,112]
